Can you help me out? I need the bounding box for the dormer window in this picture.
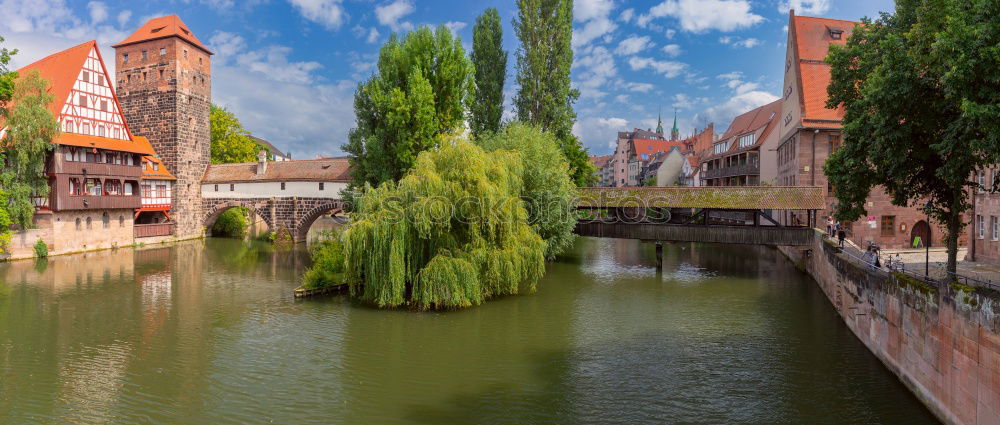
[829,28,843,40]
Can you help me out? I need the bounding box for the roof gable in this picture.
[790,13,857,125]
[113,15,213,55]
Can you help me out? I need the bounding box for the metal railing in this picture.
[831,237,998,291]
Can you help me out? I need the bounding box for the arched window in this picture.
[102,212,109,229]
[86,216,92,229]
[75,217,81,230]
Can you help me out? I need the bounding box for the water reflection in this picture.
[0,237,938,424]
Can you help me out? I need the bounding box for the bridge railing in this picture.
[576,186,825,210]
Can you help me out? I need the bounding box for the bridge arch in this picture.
[203,200,273,236]
[294,201,347,243]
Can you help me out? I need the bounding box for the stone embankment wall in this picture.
[780,232,999,425]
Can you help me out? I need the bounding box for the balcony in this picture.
[135,223,174,238]
[54,161,142,178]
[704,163,760,179]
[53,194,142,210]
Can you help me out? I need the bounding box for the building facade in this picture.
[702,99,782,187]
[774,11,952,249]
[114,15,213,239]
[970,167,1000,263]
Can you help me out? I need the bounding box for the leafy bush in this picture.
[212,207,249,238]
[303,230,347,290]
[33,238,47,258]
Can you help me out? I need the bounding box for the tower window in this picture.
[319,182,324,191]
[184,49,188,58]
[199,57,203,65]
[230,184,234,191]
[281,182,286,190]
[142,50,147,59]
[122,53,129,63]
[143,72,147,81]
[159,69,164,79]
[160,47,166,55]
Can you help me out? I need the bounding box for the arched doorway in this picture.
[911,220,931,248]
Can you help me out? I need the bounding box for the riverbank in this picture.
[780,231,1000,425]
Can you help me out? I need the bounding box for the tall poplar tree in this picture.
[344,25,474,190]
[512,0,595,186]
[470,8,507,138]
[824,0,1000,275]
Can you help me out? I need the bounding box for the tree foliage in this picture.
[470,8,507,138]
[210,104,263,164]
[512,0,596,186]
[212,207,249,238]
[340,137,546,310]
[303,230,348,290]
[344,26,474,190]
[1,70,58,231]
[824,0,1000,274]
[0,35,17,117]
[477,123,576,258]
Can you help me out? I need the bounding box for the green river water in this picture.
[0,237,938,424]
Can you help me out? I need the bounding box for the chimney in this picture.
[256,150,267,175]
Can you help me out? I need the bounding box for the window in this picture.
[829,135,841,153]
[214,184,219,192]
[784,85,792,99]
[102,212,110,229]
[101,100,108,112]
[75,218,81,230]
[738,133,755,148]
[122,53,129,63]
[978,170,986,192]
[160,47,166,56]
[82,71,89,82]
[123,182,134,196]
[69,178,83,196]
[98,126,106,137]
[785,112,793,126]
[78,95,86,107]
[184,49,188,58]
[199,57,203,65]
[830,29,843,40]
[86,216,92,229]
[992,216,999,241]
[104,180,121,195]
[978,215,985,239]
[159,70,164,80]
[64,120,74,133]
[880,216,896,236]
[86,179,103,196]
[97,75,103,86]
[281,182,286,190]
[143,71,147,81]
[119,215,125,227]
[142,50,147,60]
[319,182,324,191]
[230,184,234,191]
[142,184,152,198]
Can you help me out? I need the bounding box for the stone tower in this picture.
[113,15,213,238]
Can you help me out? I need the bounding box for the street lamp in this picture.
[924,200,931,279]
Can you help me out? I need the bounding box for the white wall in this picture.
[201,181,348,199]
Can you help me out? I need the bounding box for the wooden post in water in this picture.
[655,242,663,270]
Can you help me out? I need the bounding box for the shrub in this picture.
[212,207,249,238]
[303,230,347,290]
[33,239,47,258]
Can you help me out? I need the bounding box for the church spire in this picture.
[670,108,680,141]
[655,106,664,136]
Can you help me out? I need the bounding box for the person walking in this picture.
[826,217,834,236]
[836,222,846,247]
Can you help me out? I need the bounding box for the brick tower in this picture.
[113,15,212,238]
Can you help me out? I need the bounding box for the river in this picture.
[0,237,938,424]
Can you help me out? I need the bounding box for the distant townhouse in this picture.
[251,135,292,161]
[970,167,1000,262]
[774,10,957,249]
[589,155,613,186]
[680,155,701,187]
[701,99,782,187]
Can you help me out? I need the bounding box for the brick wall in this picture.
[116,37,211,240]
[971,188,1000,263]
[202,197,345,242]
[781,234,1000,425]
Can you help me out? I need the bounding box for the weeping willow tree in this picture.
[341,137,546,310]
[476,123,576,259]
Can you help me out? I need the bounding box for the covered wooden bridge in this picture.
[574,186,825,246]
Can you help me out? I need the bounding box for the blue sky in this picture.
[1,0,894,158]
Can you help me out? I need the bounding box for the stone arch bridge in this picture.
[200,158,351,243]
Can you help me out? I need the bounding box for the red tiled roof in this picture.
[112,15,213,55]
[719,99,783,142]
[202,158,351,183]
[15,41,93,120]
[791,13,856,125]
[135,137,176,180]
[631,139,684,161]
[590,154,612,168]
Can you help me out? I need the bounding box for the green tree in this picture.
[212,207,250,238]
[824,0,1000,275]
[0,35,17,116]
[470,8,507,138]
[340,136,545,310]
[344,26,474,190]
[512,0,596,186]
[1,70,58,231]
[477,123,576,258]
[210,104,263,164]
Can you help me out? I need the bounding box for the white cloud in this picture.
[627,56,687,78]
[375,0,415,32]
[209,31,323,85]
[665,29,676,39]
[720,36,760,48]
[573,116,629,151]
[637,0,763,33]
[88,1,109,24]
[444,21,466,33]
[208,31,247,58]
[288,0,347,30]
[619,8,635,23]
[116,10,132,28]
[661,43,682,57]
[366,27,380,43]
[625,82,654,93]
[716,71,743,80]
[615,35,653,56]
[614,94,629,103]
[574,45,617,99]
[572,0,617,48]
[696,90,778,129]
[778,0,830,15]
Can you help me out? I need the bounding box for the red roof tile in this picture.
[135,137,176,180]
[202,158,351,183]
[791,13,856,125]
[112,15,213,55]
[631,139,684,161]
